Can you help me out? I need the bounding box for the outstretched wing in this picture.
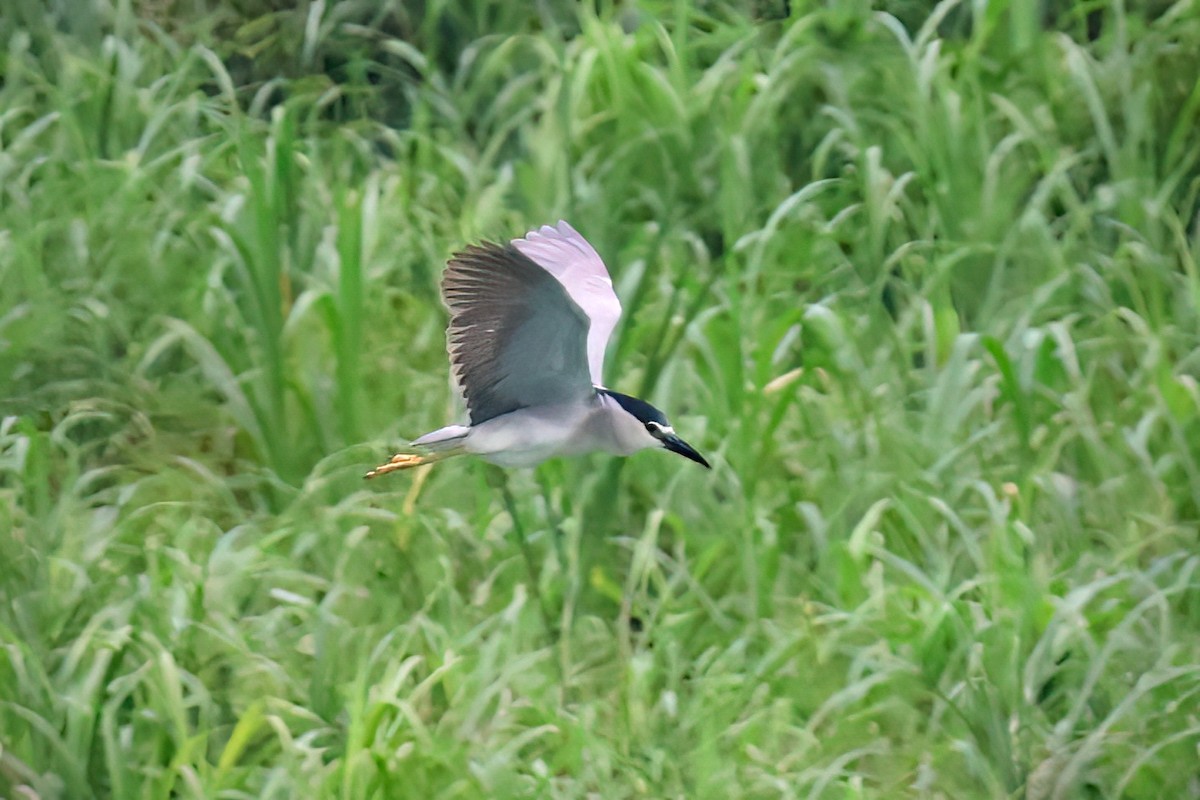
[511,221,622,386]
[442,241,594,425]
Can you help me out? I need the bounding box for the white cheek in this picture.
[612,416,660,454]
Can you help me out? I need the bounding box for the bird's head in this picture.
[598,389,710,468]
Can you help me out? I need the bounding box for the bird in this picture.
[365,221,710,478]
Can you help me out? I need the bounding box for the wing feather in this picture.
[442,242,593,424]
[511,221,622,385]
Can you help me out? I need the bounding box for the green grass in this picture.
[3,0,1200,797]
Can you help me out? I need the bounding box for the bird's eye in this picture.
[645,421,663,436]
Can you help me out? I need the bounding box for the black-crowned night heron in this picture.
[366,221,709,478]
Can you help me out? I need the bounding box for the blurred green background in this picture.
[2,0,1199,797]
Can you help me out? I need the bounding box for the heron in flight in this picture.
[366,221,709,477]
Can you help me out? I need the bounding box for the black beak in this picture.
[663,434,710,469]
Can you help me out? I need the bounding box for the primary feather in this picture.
[442,241,594,424]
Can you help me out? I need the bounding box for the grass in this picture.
[2,0,1199,797]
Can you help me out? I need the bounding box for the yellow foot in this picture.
[364,453,427,479]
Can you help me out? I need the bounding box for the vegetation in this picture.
[3,0,1199,797]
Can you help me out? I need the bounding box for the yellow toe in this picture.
[364,453,425,479]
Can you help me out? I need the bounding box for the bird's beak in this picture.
[663,434,710,469]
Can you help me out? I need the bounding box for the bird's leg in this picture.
[364,453,424,478]
[364,448,458,479]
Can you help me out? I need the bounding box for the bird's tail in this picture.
[411,425,470,450]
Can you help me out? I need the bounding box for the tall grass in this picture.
[2,1,1199,797]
